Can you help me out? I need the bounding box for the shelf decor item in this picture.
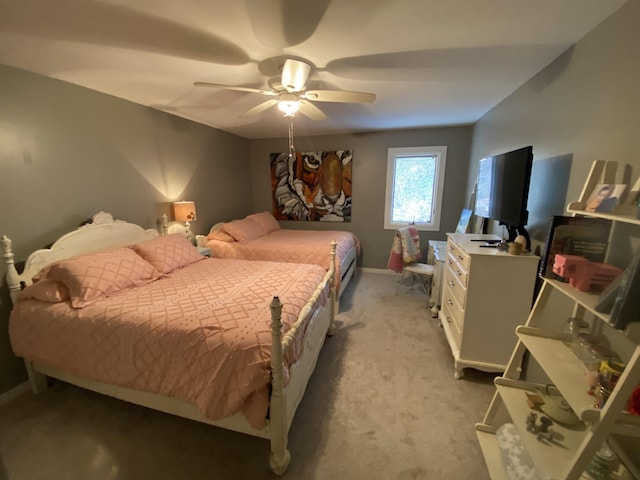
[609,248,640,330]
[584,184,627,214]
[552,254,622,292]
[595,274,625,313]
[539,215,611,281]
[566,159,640,219]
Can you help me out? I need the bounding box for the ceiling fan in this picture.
[193,58,376,120]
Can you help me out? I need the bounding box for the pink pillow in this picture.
[131,233,204,274]
[19,279,70,303]
[43,248,162,308]
[246,212,280,234]
[222,218,265,243]
[207,228,235,242]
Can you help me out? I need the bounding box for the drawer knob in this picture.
[448,280,455,287]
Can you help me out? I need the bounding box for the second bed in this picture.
[191,212,359,298]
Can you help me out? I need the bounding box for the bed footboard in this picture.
[268,240,336,474]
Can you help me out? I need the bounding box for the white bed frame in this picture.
[2,212,337,475]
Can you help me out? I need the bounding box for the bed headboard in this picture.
[2,211,159,305]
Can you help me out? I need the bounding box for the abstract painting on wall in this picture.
[271,150,352,222]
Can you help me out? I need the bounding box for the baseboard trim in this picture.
[0,382,30,407]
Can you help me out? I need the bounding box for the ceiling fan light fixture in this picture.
[281,59,311,92]
[278,94,300,116]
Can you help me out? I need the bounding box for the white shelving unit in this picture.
[475,162,640,479]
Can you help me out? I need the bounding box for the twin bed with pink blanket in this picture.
[3,212,337,475]
[192,212,359,298]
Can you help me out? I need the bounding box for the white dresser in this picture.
[439,233,539,379]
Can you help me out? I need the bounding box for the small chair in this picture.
[397,262,434,297]
[388,227,434,307]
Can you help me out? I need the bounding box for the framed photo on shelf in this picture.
[584,183,627,214]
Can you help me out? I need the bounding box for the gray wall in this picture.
[248,127,473,269]
[468,0,640,249]
[0,64,251,393]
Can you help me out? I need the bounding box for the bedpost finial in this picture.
[270,296,282,313]
[2,235,14,260]
[270,296,283,329]
[161,214,169,235]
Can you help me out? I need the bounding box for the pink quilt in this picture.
[9,258,329,429]
[206,229,359,290]
[387,227,422,273]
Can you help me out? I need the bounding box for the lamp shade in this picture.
[173,201,197,222]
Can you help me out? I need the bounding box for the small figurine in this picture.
[537,416,554,442]
[526,412,538,432]
[552,254,622,292]
[525,410,555,442]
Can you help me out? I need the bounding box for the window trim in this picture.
[384,146,447,231]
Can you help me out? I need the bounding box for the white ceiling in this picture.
[0,0,627,139]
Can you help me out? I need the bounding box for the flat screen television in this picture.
[474,146,534,246]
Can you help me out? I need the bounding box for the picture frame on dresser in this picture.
[455,208,473,234]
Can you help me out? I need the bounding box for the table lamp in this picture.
[172,201,197,243]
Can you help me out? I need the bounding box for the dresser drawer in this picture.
[447,239,471,271]
[440,292,462,348]
[444,262,467,308]
[446,253,469,287]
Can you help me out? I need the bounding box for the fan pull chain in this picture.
[288,116,295,158]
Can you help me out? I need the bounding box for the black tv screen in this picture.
[475,146,533,228]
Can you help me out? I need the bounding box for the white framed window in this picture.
[384,146,447,231]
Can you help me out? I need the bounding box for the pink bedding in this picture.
[206,229,359,290]
[9,258,329,429]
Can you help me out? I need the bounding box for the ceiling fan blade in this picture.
[298,100,327,121]
[281,58,311,92]
[303,89,376,104]
[1,1,250,66]
[245,0,329,48]
[240,98,279,117]
[194,82,276,96]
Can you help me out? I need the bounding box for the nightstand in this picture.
[197,246,211,257]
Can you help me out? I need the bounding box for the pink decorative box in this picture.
[552,254,622,292]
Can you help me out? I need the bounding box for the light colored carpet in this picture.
[0,271,497,479]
